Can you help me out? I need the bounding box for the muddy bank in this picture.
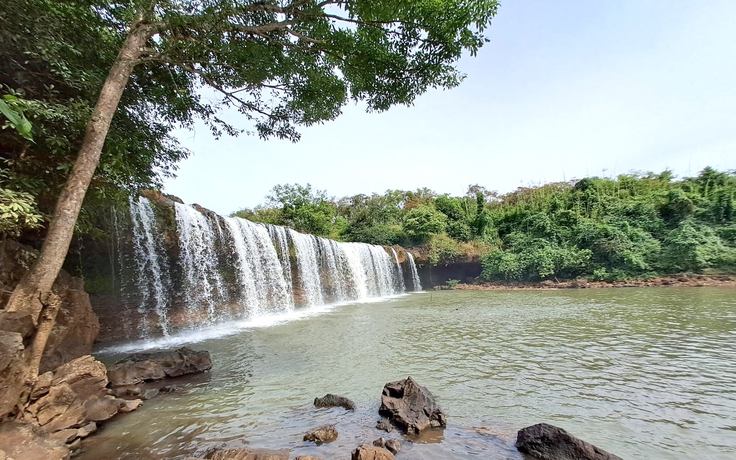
[443,274,736,291]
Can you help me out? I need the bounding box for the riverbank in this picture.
[444,274,736,290]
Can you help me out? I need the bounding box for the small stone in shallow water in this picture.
[372,438,401,454]
[159,385,182,393]
[351,444,396,460]
[112,386,141,398]
[303,425,338,445]
[141,388,160,400]
[117,399,143,413]
[207,448,289,460]
[313,393,356,411]
[375,419,393,432]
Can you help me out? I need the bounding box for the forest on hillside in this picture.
[234,168,736,281]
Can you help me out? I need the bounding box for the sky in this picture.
[162,0,736,216]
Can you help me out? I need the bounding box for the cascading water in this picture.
[288,229,325,307]
[128,197,172,336]
[406,251,423,291]
[117,199,419,340]
[174,203,227,320]
[268,225,293,295]
[223,217,292,316]
[390,247,406,293]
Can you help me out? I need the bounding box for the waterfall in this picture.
[116,199,414,340]
[128,197,172,336]
[174,203,227,320]
[390,247,406,293]
[287,229,324,307]
[406,251,422,291]
[268,225,293,295]
[223,217,292,316]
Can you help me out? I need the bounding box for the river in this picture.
[81,288,736,459]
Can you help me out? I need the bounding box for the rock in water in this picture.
[208,448,289,460]
[303,425,338,444]
[372,438,401,454]
[351,444,396,460]
[375,419,393,432]
[106,347,212,387]
[313,394,356,411]
[515,423,623,460]
[378,377,446,434]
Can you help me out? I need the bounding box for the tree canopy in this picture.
[1,0,499,239]
[235,168,736,280]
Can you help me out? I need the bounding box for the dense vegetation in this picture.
[235,168,736,280]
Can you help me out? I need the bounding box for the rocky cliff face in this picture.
[0,239,100,373]
[406,247,483,287]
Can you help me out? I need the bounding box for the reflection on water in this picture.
[82,288,736,460]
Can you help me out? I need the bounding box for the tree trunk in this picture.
[0,21,153,418]
[4,22,152,320]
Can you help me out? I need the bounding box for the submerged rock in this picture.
[378,377,446,434]
[351,444,396,460]
[303,424,338,444]
[207,448,289,460]
[117,398,143,413]
[372,437,401,454]
[313,393,356,411]
[106,347,212,387]
[375,419,393,432]
[515,423,622,460]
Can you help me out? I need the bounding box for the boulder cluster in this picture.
[0,347,211,460]
[184,376,621,460]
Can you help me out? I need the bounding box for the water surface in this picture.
[82,288,736,459]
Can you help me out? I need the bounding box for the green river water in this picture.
[81,288,736,459]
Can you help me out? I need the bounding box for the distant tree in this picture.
[266,184,334,236]
[403,204,447,242]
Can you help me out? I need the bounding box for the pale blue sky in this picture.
[163,0,736,215]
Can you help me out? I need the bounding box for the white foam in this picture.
[96,294,409,355]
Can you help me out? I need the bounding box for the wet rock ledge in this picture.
[0,347,212,460]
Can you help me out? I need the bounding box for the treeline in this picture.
[234,168,736,281]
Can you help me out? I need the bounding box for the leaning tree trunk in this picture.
[0,21,152,417]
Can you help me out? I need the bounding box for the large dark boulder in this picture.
[515,423,622,460]
[378,377,446,434]
[107,347,212,387]
[313,393,355,411]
